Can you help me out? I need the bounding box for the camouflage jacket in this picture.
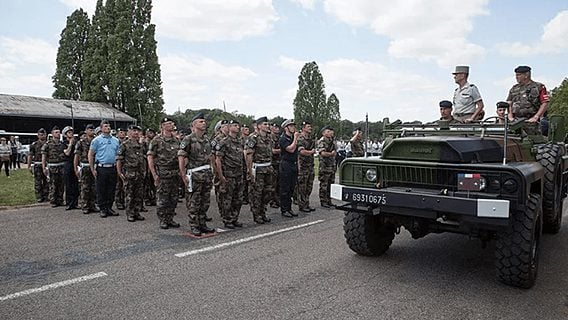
[297,134,315,172]
[178,132,213,181]
[148,134,179,174]
[117,138,145,173]
[245,132,273,173]
[350,138,364,157]
[216,135,244,177]
[317,136,337,172]
[271,132,281,164]
[29,139,46,162]
[74,137,92,163]
[507,80,548,118]
[41,139,66,163]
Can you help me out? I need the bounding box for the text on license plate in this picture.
[349,192,387,205]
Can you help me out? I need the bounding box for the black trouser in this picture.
[96,166,117,211]
[1,160,9,176]
[10,154,19,169]
[63,161,79,207]
[279,160,298,212]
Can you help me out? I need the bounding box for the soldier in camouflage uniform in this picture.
[179,113,215,236]
[297,121,316,213]
[143,128,157,206]
[115,128,127,210]
[74,124,98,214]
[211,120,228,221]
[245,116,274,224]
[269,123,281,208]
[148,118,181,229]
[215,120,245,229]
[41,126,66,207]
[317,126,337,208]
[27,128,49,202]
[240,124,251,205]
[507,66,549,123]
[349,127,365,157]
[117,125,146,222]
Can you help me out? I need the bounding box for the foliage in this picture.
[293,61,330,134]
[548,78,568,117]
[170,108,255,137]
[52,9,90,100]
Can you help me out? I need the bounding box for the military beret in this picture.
[85,124,95,130]
[62,126,74,135]
[321,125,334,133]
[496,101,509,109]
[128,124,142,131]
[281,119,295,128]
[439,100,453,108]
[145,128,155,133]
[192,112,205,122]
[161,117,175,124]
[301,121,311,126]
[228,119,240,125]
[51,126,60,132]
[514,66,531,73]
[242,124,249,128]
[37,128,46,134]
[256,116,268,124]
[117,128,125,132]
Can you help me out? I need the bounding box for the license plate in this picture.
[345,188,387,205]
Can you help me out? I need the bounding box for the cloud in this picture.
[0,37,57,65]
[153,0,279,42]
[289,0,317,10]
[58,0,96,15]
[322,0,489,67]
[497,10,568,57]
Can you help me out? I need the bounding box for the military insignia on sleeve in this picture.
[180,141,186,149]
[247,139,256,148]
[215,144,221,151]
[211,140,217,148]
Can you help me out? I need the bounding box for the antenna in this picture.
[503,109,508,165]
[365,113,369,157]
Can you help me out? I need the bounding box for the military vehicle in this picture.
[331,116,568,288]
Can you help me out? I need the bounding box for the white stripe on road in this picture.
[175,219,325,258]
[0,272,108,302]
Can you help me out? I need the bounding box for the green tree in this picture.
[549,78,568,116]
[52,9,90,100]
[82,0,111,102]
[293,61,328,133]
[326,93,341,132]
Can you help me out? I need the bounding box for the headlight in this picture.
[365,168,377,182]
[503,179,518,193]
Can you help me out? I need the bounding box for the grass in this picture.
[0,166,36,206]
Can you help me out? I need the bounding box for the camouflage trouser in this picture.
[318,169,336,205]
[156,174,179,222]
[144,171,156,205]
[214,174,224,218]
[186,176,213,227]
[250,169,274,220]
[32,164,48,201]
[124,172,144,218]
[48,166,64,205]
[79,166,96,210]
[115,173,125,208]
[219,175,244,223]
[298,170,315,210]
[270,163,280,206]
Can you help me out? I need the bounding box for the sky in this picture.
[0,0,567,124]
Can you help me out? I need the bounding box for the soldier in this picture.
[245,116,274,224]
[349,127,365,157]
[211,120,228,221]
[240,123,251,205]
[506,66,549,123]
[148,117,181,229]
[269,123,281,208]
[41,126,66,207]
[317,126,337,208]
[297,121,316,213]
[89,120,120,218]
[115,128,127,210]
[495,101,508,124]
[215,119,245,229]
[74,124,98,214]
[143,128,157,206]
[179,113,215,236]
[452,65,485,122]
[432,100,462,125]
[117,125,146,222]
[62,126,79,210]
[28,128,49,202]
[279,119,300,217]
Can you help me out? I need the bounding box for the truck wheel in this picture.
[537,144,563,234]
[495,194,542,288]
[343,211,395,256]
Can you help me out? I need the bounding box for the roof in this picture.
[0,94,135,122]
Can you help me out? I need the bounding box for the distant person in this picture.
[9,136,21,170]
[0,137,10,177]
[506,66,549,123]
[452,65,485,122]
[28,128,49,201]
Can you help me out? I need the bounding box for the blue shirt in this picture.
[90,134,120,165]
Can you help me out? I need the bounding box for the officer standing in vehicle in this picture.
[42,126,66,207]
[28,128,49,202]
[317,126,337,208]
[74,124,98,214]
[179,113,215,236]
[279,119,300,217]
[117,125,146,222]
[349,127,365,157]
[506,66,549,123]
[452,65,485,123]
[297,121,316,213]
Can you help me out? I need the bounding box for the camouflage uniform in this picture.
[29,139,48,202]
[42,139,65,206]
[241,137,250,204]
[317,136,337,206]
[245,133,274,222]
[143,139,156,206]
[179,132,214,228]
[211,132,226,217]
[297,134,315,211]
[270,132,281,207]
[216,135,244,224]
[350,138,364,157]
[148,134,180,224]
[507,80,548,118]
[75,136,96,211]
[115,138,126,210]
[117,138,145,219]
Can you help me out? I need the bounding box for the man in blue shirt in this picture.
[88,120,120,217]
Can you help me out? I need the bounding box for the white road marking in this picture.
[175,219,325,257]
[0,272,108,302]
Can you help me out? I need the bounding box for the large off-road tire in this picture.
[343,211,396,256]
[495,194,542,288]
[536,144,564,234]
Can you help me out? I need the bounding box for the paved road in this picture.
[1,192,567,319]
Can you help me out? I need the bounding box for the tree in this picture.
[293,61,329,133]
[326,93,341,132]
[52,9,90,100]
[549,78,568,117]
[82,0,111,102]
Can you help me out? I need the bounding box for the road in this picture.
[1,191,567,319]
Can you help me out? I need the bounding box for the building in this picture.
[0,94,136,134]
